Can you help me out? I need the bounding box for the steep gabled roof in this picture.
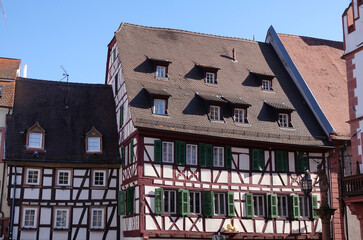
[6,78,120,163]
[115,23,329,147]
[0,57,20,80]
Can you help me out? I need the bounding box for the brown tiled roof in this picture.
[278,34,349,138]
[197,93,226,104]
[222,96,251,107]
[265,101,295,112]
[0,81,16,108]
[115,23,329,147]
[144,87,171,97]
[0,57,20,80]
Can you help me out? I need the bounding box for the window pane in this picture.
[24,209,36,227]
[88,137,101,152]
[27,169,39,184]
[28,133,42,148]
[57,171,70,185]
[170,191,175,213]
[154,99,166,114]
[55,209,68,228]
[94,171,105,186]
[162,142,173,163]
[195,193,200,214]
[92,209,103,228]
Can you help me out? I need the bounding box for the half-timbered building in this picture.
[106,23,333,239]
[5,78,120,240]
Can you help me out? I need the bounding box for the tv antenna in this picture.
[60,65,70,109]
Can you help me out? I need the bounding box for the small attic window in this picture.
[205,72,216,84]
[153,99,167,115]
[148,57,171,79]
[262,79,273,91]
[278,113,293,128]
[86,127,103,153]
[26,123,45,151]
[196,64,220,85]
[156,66,166,78]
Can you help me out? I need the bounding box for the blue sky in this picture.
[0,1,350,84]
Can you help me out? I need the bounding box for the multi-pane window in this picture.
[156,66,166,78]
[26,168,40,185]
[164,190,176,214]
[234,108,247,123]
[262,79,272,91]
[23,207,37,228]
[56,170,71,186]
[87,137,101,152]
[278,113,290,128]
[213,146,224,167]
[214,193,226,215]
[277,195,288,217]
[162,142,174,163]
[153,99,166,115]
[189,192,201,214]
[205,72,217,84]
[54,208,69,229]
[299,196,310,218]
[253,195,265,217]
[209,105,221,121]
[28,132,42,149]
[186,144,197,165]
[93,170,106,187]
[91,208,104,229]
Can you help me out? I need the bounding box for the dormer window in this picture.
[262,79,272,91]
[234,108,248,124]
[86,127,102,153]
[209,105,221,121]
[153,99,167,115]
[205,72,216,84]
[26,123,45,151]
[278,113,292,128]
[148,57,171,79]
[156,66,166,78]
[196,64,220,85]
[144,87,170,116]
[264,101,295,129]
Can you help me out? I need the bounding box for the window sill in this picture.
[204,82,219,87]
[152,113,170,118]
[53,228,70,231]
[89,228,105,232]
[262,89,274,93]
[21,227,37,231]
[155,76,169,81]
[279,126,295,131]
[210,120,225,124]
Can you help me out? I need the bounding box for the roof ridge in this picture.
[16,77,109,88]
[117,22,265,44]
[277,33,343,44]
[0,57,21,61]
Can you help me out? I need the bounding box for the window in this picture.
[54,208,69,229]
[213,146,224,167]
[299,196,310,218]
[28,133,42,149]
[252,148,265,171]
[164,190,176,214]
[56,170,71,186]
[262,79,272,91]
[209,105,221,121]
[156,66,166,78]
[296,152,309,173]
[87,137,101,152]
[277,195,288,217]
[278,113,290,128]
[275,150,288,172]
[214,193,226,215]
[153,99,167,115]
[120,104,124,127]
[205,72,217,84]
[189,192,201,214]
[113,48,117,61]
[0,86,3,97]
[92,170,106,187]
[22,207,38,228]
[91,208,105,229]
[162,142,174,163]
[26,168,40,185]
[114,73,118,95]
[253,195,264,217]
[234,108,247,124]
[186,144,197,165]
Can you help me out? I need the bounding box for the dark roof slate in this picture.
[6,78,120,163]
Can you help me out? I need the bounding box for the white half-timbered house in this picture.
[106,23,333,239]
[5,78,121,240]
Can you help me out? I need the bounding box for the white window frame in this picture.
[214,193,226,215]
[164,190,176,214]
[90,208,105,229]
[234,108,247,124]
[209,105,221,121]
[299,196,310,218]
[156,66,166,78]
[56,170,71,186]
[278,113,289,128]
[262,79,272,91]
[186,144,197,165]
[213,146,224,167]
[92,170,106,187]
[162,141,174,163]
[153,99,166,115]
[205,72,216,84]
[277,195,288,217]
[189,191,201,215]
[28,132,43,149]
[253,195,265,217]
[87,137,101,152]
[22,207,38,228]
[25,168,40,185]
[54,208,69,229]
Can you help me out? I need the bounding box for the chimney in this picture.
[232,48,237,62]
[23,64,27,78]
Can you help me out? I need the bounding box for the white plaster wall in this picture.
[40,207,51,224]
[23,188,40,199]
[55,189,70,200]
[0,109,8,127]
[343,4,363,54]
[39,228,50,240]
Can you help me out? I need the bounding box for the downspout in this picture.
[340,144,349,240]
[8,160,16,240]
[326,153,334,240]
[0,161,5,218]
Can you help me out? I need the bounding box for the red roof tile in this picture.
[0,57,20,80]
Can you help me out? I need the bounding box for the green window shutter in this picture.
[312,195,318,219]
[120,105,124,127]
[225,146,232,169]
[290,194,300,219]
[271,194,278,218]
[130,139,134,163]
[113,49,116,61]
[176,141,186,165]
[178,189,189,216]
[227,192,235,217]
[154,140,162,163]
[297,152,309,173]
[206,145,213,168]
[245,193,253,218]
[252,149,264,171]
[199,144,206,167]
[203,191,214,217]
[276,151,288,172]
[126,187,134,214]
[155,188,163,214]
[121,147,125,168]
[266,194,271,218]
[118,191,126,215]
